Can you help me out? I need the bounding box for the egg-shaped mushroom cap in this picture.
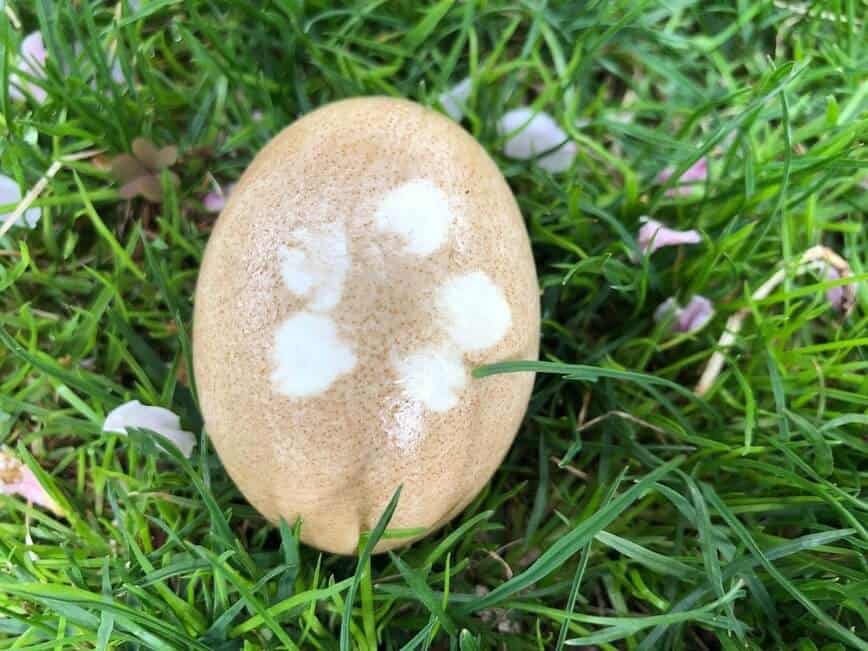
[193,97,539,554]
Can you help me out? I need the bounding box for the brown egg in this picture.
[193,97,539,554]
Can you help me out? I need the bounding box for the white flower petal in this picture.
[103,400,196,457]
[110,58,127,85]
[637,217,701,255]
[653,297,680,324]
[498,107,576,173]
[0,174,41,229]
[537,140,577,173]
[439,77,472,121]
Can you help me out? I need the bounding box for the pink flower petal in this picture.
[498,107,576,173]
[104,400,196,457]
[0,450,62,515]
[657,166,675,184]
[20,31,48,70]
[680,158,708,182]
[10,31,49,103]
[0,173,41,228]
[203,182,235,213]
[825,267,844,310]
[439,77,472,122]
[678,296,715,332]
[202,191,225,213]
[658,158,708,197]
[637,217,701,255]
[654,295,715,333]
[824,266,857,314]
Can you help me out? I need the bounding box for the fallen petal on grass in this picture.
[10,31,48,103]
[823,266,854,313]
[498,108,577,173]
[0,449,63,515]
[655,295,715,333]
[658,157,708,197]
[439,77,472,121]
[0,150,103,239]
[637,217,702,256]
[103,400,196,457]
[0,174,41,229]
[203,182,236,213]
[695,245,858,396]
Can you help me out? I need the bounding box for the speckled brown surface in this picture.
[193,97,540,554]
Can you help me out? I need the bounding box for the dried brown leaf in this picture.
[110,154,147,183]
[120,175,162,202]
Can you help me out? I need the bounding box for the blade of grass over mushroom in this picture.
[474,360,712,417]
[340,486,402,651]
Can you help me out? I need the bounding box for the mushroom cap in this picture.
[193,97,540,554]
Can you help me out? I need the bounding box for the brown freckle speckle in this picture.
[193,97,539,555]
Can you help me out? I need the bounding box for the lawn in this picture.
[1,1,867,649]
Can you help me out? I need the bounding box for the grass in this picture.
[1,0,867,649]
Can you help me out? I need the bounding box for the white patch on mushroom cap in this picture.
[278,222,349,311]
[385,271,513,448]
[394,346,466,413]
[374,179,455,256]
[437,271,512,352]
[382,397,426,450]
[271,311,356,398]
